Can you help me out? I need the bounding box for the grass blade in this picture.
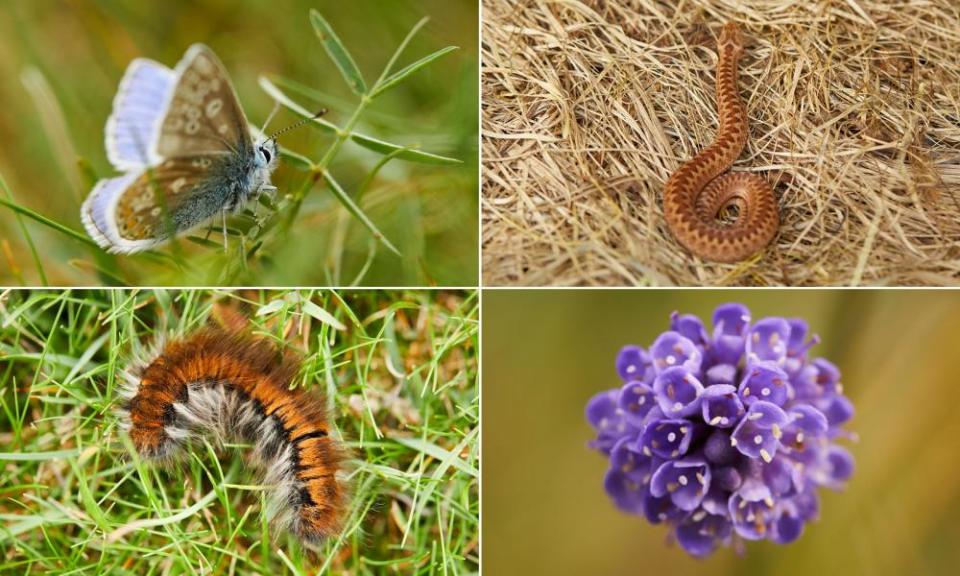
[371,46,459,99]
[0,196,97,248]
[301,300,346,331]
[0,449,81,461]
[322,172,401,257]
[0,170,47,285]
[310,10,367,96]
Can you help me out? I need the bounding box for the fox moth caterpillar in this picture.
[118,328,347,543]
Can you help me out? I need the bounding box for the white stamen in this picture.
[666,355,676,365]
[761,387,771,396]
[626,364,637,374]
[673,402,683,412]
[760,449,772,463]
[710,416,722,426]
[754,434,763,445]
[678,475,689,486]
[771,424,782,440]
[667,432,677,442]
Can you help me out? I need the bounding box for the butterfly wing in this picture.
[155,44,253,158]
[82,155,235,254]
[105,59,176,170]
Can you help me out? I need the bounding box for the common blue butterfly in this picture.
[82,44,280,254]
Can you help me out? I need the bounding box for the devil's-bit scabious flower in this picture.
[586,303,855,557]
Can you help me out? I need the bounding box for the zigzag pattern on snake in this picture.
[662,22,778,263]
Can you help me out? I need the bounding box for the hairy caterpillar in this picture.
[117,328,347,543]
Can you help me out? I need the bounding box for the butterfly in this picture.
[82,44,280,254]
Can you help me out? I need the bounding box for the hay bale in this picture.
[482,0,960,286]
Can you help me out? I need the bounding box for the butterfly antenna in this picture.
[269,109,327,141]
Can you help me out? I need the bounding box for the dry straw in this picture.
[482,0,960,286]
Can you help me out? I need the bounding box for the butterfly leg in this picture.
[256,185,278,219]
[221,209,229,252]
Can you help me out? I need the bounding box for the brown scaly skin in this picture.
[663,22,778,263]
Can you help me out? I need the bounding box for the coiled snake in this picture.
[662,23,778,263]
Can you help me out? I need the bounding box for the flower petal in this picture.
[826,445,855,483]
[670,311,710,350]
[702,384,744,428]
[746,317,791,366]
[616,345,654,384]
[617,381,656,426]
[712,303,751,365]
[650,332,702,374]
[816,394,855,427]
[742,400,789,428]
[650,458,712,511]
[738,361,790,407]
[640,419,694,459]
[676,512,731,557]
[585,389,631,454]
[731,402,787,463]
[653,366,704,418]
[705,363,737,385]
[728,479,774,540]
[603,466,646,514]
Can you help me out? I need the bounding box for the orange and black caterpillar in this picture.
[117,328,347,543]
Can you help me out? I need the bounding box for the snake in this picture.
[662,22,778,263]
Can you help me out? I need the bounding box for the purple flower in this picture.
[586,303,855,557]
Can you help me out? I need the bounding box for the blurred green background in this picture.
[0,0,477,286]
[483,289,960,576]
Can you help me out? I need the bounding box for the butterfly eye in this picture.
[260,146,272,163]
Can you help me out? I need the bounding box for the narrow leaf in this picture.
[374,16,429,86]
[323,172,401,257]
[302,300,346,331]
[351,133,462,165]
[310,10,367,96]
[371,46,459,99]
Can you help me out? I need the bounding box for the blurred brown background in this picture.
[483,290,960,575]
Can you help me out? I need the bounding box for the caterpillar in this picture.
[117,327,347,543]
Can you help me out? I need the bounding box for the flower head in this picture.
[586,303,855,557]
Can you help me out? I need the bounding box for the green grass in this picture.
[0,1,478,286]
[0,289,479,574]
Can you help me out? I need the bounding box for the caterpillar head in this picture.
[718,22,744,59]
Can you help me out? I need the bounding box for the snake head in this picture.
[718,22,744,58]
